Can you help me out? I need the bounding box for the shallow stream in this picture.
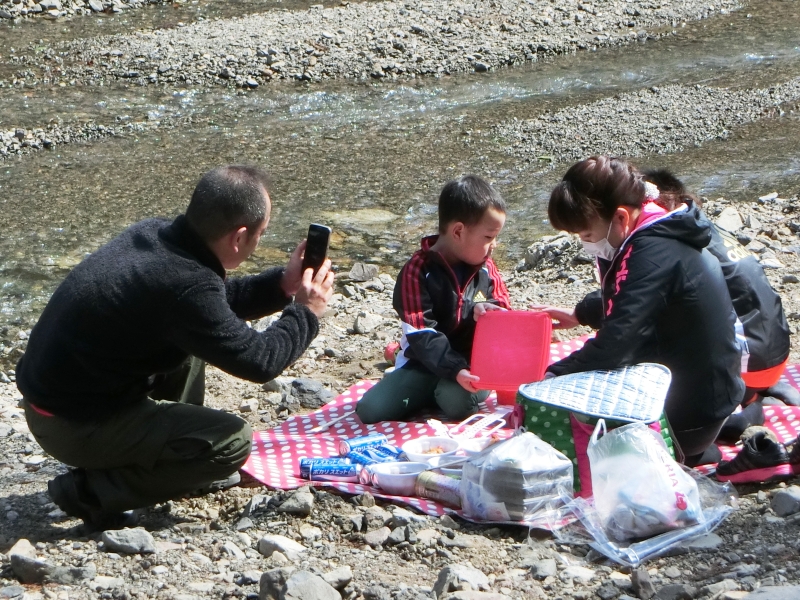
[0,0,799,330]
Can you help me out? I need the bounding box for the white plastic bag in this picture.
[588,420,703,541]
[460,432,573,522]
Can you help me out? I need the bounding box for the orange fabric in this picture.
[742,359,788,389]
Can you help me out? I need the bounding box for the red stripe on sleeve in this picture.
[402,252,426,329]
[486,259,511,309]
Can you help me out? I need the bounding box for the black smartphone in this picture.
[302,223,331,275]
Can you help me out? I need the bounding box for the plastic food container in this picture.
[401,436,459,463]
[370,462,428,496]
[471,311,552,405]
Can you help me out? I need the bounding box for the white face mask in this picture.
[581,220,618,261]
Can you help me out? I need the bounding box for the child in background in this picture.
[642,169,796,443]
[356,175,511,423]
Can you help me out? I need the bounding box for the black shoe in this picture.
[716,431,792,483]
[188,471,241,497]
[716,400,765,445]
[48,470,138,532]
[763,381,800,407]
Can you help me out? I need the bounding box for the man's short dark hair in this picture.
[438,175,506,233]
[186,165,271,241]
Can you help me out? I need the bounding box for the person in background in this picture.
[641,168,795,443]
[534,155,743,466]
[356,175,511,423]
[643,169,800,443]
[16,165,334,530]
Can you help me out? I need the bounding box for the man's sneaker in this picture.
[48,470,138,532]
[189,471,241,496]
[716,430,792,483]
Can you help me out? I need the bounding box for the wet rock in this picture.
[349,262,379,282]
[277,490,315,516]
[101,528,156,554]
[259,566,296,600]
[771,486,800,516]
[290,378,333,409]
[322,565,352,590]
[281,570,340,600]
[433,564,490,597]
[257,535,306,560]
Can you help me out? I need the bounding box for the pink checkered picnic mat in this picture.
[242,338,800,518]
[242,338,590,520]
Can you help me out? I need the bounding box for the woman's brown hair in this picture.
[548,155,646,233]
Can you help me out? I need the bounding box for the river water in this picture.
[0,0,799,330]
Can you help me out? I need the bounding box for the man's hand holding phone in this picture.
[291,224,334,318]
[295,258,334,318]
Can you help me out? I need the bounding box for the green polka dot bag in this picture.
[517,363,677,497]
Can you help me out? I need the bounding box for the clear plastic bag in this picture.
[588,420,704,541]
[460,432,573,522]
[546,424,737,567]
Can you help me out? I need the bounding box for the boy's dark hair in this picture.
[438,174,506,233]
[186,165,271,241]
[641,167,702,211]
[548,155,645,233]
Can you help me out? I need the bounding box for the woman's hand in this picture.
[473,302,507,321]
[456,369,481,392]
[530,304,579,329]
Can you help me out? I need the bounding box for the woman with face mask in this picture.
[533,155,744,467]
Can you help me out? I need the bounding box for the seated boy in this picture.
[356,175,510,423]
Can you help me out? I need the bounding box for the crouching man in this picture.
[16,165,333,530]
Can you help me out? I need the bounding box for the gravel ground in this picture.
[0,0,168,21]
[494,79,800,171]
[1,0,741,90]
[2,192,800,600]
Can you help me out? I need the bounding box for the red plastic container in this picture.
[471,311,552,405]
